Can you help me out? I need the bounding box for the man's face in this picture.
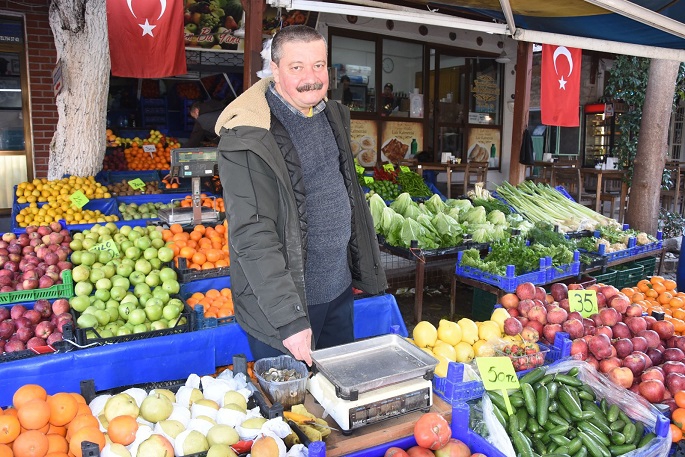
[190,108,199,120]
[271,39,328,115]
[383,87,393,96]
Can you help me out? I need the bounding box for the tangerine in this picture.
[12,430,48,457]
[0,443,12,457]
[672,407,685,429]
[17,399,50,430]
[68,426,105,457]
[46,394,78,427]
[0,415,20,444]
[675,391,685,409]
[672,423,683,442]
[45,435,67,454]
[13,385,47,410]
[106,415,138,445]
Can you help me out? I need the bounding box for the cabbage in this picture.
[432,213,462,246]
[417,214,440,238]
[471,223,494,243]
[445,199,472,211]
[390,193,414,216]
[487,209,506,226]
[400,218,438,249]
[425,194,446,215]
[369,194,386,231]
[403,204,422,221]
[461,206,487,225]
[381,207,398,233]
[385,213,406,246]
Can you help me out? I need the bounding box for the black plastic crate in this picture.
[175,256,230,283]
[64,300,194,347]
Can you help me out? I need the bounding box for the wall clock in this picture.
[382,57,394,73]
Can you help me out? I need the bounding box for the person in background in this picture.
[340,75,353,106]
[214,25,387,365]
[381,82,396,115]
[184,99,226,147]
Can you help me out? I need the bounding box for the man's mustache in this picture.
[297,82,324,92]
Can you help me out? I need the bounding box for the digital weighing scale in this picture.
[158,147,220,225]
[307,334,437,433]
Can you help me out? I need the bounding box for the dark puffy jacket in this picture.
[215,78,387,352]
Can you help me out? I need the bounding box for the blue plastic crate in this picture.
[489,190,518,214]
[546,250,581,282]
[107,170,162,185]
[12,199,121,234]
[555,184,576,202]
[455,252,548,293]
[432,332,572,405]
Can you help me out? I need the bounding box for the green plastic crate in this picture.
[472,288,498,321]
[608,263,645,290]
[632,256,657,277]
[589,270,618,287]
[0,270,73,305]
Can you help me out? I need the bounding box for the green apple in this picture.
[110,286,127,302]
[136,259,153,275]
[81,240,97,252]
[89,268,105,284]
[105,222,118,233]
[92,299,106,310]
[157,247,174,263]
[168,298,184,310]
[73,232,84,240]
[150,320,168,331]
[95,277,112,290]
[82,305,98,316]
[72,265,90,282]
[121,293,139,307]
[94,309,111,326]
[145,304,163,321]
[149,258,162,270]
[129,270,146,286]
[152,287,170,304]
[70,250,83,266]
[118,302,136,319]
[94,288,111,302]
[145,272,160,288]
[112,276,130,290]
[69,239,83,251]
[116,263,133,278]
[128,231,141,242]
[106,299,120,309]
[159,267,177,283]
[105,307,119,322]
[114,233,127,244]
[102,264,116,279]
[120,225,132,237]
[145,297,164,309]
[117,327,132,336]
[162,280,180,295]
[136,237,152,251]
[127,308,147,325]
[70,295,91,313]
[120,240,134,252]
[125,246,141,261]
[105,322,120,334]
[98,329,114,338]
[162,304,181,321]
[139,293,153,307]
[74,281,93,297]
[133,323,148,333]
[133,283,152,298]
[143,247,158,261]
[77,313,99,329]
[98,250,113,264]
[151,238,165,249]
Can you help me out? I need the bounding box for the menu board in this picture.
[350,120,378,167]
[380,122,423,163]
[467,127,501,170]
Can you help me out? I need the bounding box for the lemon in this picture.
[413,321,438,348]
[437,319,462,346]
[432,342,457,362]
[490,308,510,333]
[434,354,451,378]
[478,321,502,341]
[454,341,475,363]
[473,339,496,357]
[457,318,479,345]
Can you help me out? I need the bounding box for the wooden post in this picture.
[242,0,264,90]
[508,41,533,185]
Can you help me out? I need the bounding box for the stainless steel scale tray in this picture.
[310,334,438,401]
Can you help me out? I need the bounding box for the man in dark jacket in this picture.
[184,99,225,147]
[215,25,387,365]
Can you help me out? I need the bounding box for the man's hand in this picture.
[162,173,180,186]
[283,328,313,366]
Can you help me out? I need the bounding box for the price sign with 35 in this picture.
[568,289,598,318]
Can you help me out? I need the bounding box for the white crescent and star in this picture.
[552,46,574,91]
[126,0,168,37]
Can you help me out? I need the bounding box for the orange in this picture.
[179,247,195,260]
[191,252,206,266]
[3,409,17,419]
[658,292,674,305]
[671,297,685,309]
[672,408,685,429]
[46,425,65,438]
[13,385,47,410]
[169,224,183,235]
[45,435,67,454]
[650,275,665,284]
[0,444,12,457]
[68,394,86,406]
[637,279,652,293]
[46,394,78,427]
[74,404,90,418]
[675,391,685,409]
[189,231,202,242]
[68,427,105,457]
[672,423,683,442]
[65,415,98,441]
[17,400,50,431]
[12,430,48,457]
[205,289,221,300]
[220,288,232,298]
[215,259,230,268]
[653,282,667,295]
[107,415,138,446]
[201,262,215,270]
[665,279,678,291]
[0,415,20,444]
[646,289,659,299]
[206,249,221,264]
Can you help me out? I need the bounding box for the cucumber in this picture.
[522,382,537,417]
[622,422,636,444]
[520,366,547,385]
[556,402,573,423]
[567,436,583,455]
[508,412,519,437]
[537,385,549,426]
[638,432,655,448]
[606,404,620,423]
[580,410,595,420]
[609,420,625,432]
[549,399,559,413]
[617,410,631,424]
[534,432,546,441]
[513,430,535,457]
[549,413,570,427]
[540,374,556,386]
[582,401,607,422]
[578,390,595,402]
[528,418,541,434]
[577,431,610,457]
[548,381,559,399]
[608,444,635,456]
[517,407,529,432]
[545,424,570,437]
[609,431,625,445]
[545,454,571,457]
[600,399,609,415]
[531,438,547,455]
[558,385,583,420]
[587,415,613,436]
[543,420,557,431]
[578,421,611,446]
[488,390,508,412]
[492,404,507,428]
[567,367,580,377]
[551,435,571,446]
[573,447,588,457]
[555,373,583,387]
[632,421,644,446]
[510,393,526,408]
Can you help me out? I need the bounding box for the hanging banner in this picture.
[184,0,244,51]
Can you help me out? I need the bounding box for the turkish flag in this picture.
[107,0,187,78]
[541,44,582,127]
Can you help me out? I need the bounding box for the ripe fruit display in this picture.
[67,223,186,338]
[380,412,473,456]
[1,299,71,353]
[162,222,230,271]
[186,288,233,320]
[118,201,181,221]
[106,180,163,196]
[1,384,103,454]
[622,276,685,334]
[15,176,111,204]
[179,195,225,212]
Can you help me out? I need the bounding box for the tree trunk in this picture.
[625,58,679,234]
[48,0,109,179]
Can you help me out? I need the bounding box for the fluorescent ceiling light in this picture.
[583,0,685,40]
[268,0,509,35]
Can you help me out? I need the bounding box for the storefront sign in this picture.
[468,112,491,125]
[183,0,244,51]
[471,74,500,113]
[380,122,422,163]
[467,127,501,170]
[350,120,378,167]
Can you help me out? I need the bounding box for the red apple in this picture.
[625,303,644,317]
[547,306,568,325]
[563,319,585,340]
[599,357,622,374]
[667,372,685,395]
[637,330,660,349]
[645,348,663,366]
[642,367,665,383]
[550,283,569,302]
[631,336,648,353]
[571,339,588,360]
[652,320,675,341]
[639,379,666,403]
[608,366,633,389]
[516,282,536,301]
[622,352,646,376]
[613,338,634,358]
[612,322,631,339]
[599,307,620,327]
[542,324,562,344]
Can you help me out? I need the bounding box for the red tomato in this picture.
[407,446,435,457]
[385,447,410,457]
[434,439,471,457]
[413,413,452,450]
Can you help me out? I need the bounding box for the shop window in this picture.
[468,59,502,126]
[330,35,375,113]
[381,39,422,118]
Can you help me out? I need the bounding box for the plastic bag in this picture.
[480,359,671,457]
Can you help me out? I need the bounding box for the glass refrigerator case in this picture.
[582,103,624,167]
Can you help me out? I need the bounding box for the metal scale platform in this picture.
[158,147,220,226]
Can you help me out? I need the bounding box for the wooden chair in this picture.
[552,166,594,206]
[463,161,489,195]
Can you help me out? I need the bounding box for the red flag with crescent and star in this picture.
[541,44,582,127]
[106,0,187,78]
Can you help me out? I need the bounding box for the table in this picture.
[417,162,467,199]
[579,168,629,222]
[0,294,407,406]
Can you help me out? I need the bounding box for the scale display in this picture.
[174,149,217,164]
[170,147,218,178]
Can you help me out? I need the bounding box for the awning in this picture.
[268,0,685,60]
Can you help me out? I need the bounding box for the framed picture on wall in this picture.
[467,127,501,170]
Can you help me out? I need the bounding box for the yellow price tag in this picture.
[355,164,365,174]
[363,176,374,185]
[128,178,146,190]
[89,239,120,257]
[568,289,598,318]
[69,190,89,208]
[476,356,520,415]
[400,166,411,173]
[383,163,395,172]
